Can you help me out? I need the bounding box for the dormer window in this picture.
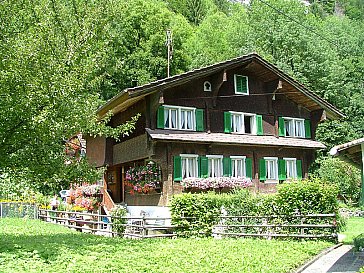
[234,74,249,95]
[204,81,212,92]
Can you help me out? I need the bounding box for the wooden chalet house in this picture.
[86,53,344,208]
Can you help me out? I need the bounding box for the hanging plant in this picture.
[125,161,162,194]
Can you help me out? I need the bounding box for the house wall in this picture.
[92,62,323,207]
[141,142,315,206]
[155,67,312,136]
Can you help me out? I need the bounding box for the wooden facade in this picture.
[86,53,344,207]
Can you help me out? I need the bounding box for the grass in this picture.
[0,218,334,273]
[342,217,364,244]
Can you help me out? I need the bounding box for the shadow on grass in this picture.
[0,222,162,263]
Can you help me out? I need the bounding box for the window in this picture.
[279,117,306,138]
[224,111,263,135]
[181,154,198,179]
[230,112,257,134]
[234,74,249,95]
[260,157,278,182]
[164,107,178,129]
[204,81,212,92]
[284,158,297,179]
[231,156,246,178]
[207,155,223,178]
[157,105,204,131]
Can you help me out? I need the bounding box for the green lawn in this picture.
[342,217,364,244]
[0,218,333,273]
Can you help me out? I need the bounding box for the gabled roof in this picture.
[330,138,364,168]
[98,53,344,119]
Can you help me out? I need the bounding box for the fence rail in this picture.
[0,202,37,219]
[0,204,337,241]
[37,209,175,238]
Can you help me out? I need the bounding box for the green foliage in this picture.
[171,180,341,237]
[275,179,339,215]
[170,192,227,237]
[0,218,333,273]
[110,205,127,235]
[315,157,361,205]
[353,233,364,252]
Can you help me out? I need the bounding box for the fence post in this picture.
[0,203,2,218]
[142,214,146,238]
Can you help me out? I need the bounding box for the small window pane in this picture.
[244,116,252,134]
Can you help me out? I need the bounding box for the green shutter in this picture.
[304,120,311,139]
[199,156,209,178]
[223,157,232,177]
[259,159,266,181]
[195,109,204,132]
[278,159,286,181]
[157,106,165,129]
[245,158,253,179]
[278,117,285,137]
[224,112,232,133]
[256,115,263,135]
[296,160,302,180]
[235,75,248,94]
[173,156,182,181]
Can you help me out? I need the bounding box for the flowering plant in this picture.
[68,183,102,211]
[125,161,162,194]
[181,177,253,190]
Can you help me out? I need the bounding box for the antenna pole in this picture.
[166,29,172,78]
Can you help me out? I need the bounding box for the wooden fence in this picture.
[0,202,37,219]
[37,209,175,238]
[28,208,338,241]
[211,214,338,241]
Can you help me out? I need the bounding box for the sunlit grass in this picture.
[342,217,364,244]
[0,218,333,273]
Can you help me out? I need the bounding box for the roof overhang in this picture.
[97,53,345,120]
[146,129,326,149]
[329,138,364,168]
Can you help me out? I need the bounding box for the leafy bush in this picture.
[274,179,339,215]
[315,157,361,206]
[354,233,364,252]
[110,205,127,236]
[170,179,342,237]
[170,192,228,237]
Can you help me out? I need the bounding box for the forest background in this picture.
[0,0,363,204]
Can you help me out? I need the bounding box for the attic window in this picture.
[204,81,212,92]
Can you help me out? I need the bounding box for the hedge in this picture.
[170,179,342,237]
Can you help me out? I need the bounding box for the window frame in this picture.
[163,105,196,131]
[229,111,257,135]
[180,154,199,179]
[234,74,249,95]
[283,117,305,138]
[284,157,297,180]
[206,155,223,178]
[230,156,246,178]
[264,157,279,183]
[203,81,212,92]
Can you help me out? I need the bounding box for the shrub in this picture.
[170,192,228,237]
[354,233,364,252]
[170,179,342,238]
[315,157,361,206]
[275,178,339,215]
[110,205,127,236]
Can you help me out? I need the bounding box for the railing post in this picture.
[142,214,146,238]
